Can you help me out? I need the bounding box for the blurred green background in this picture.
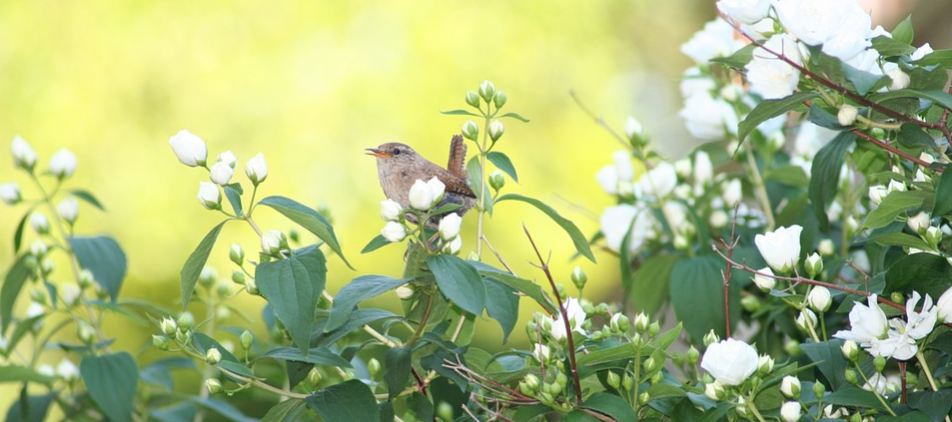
[0,0,949,415]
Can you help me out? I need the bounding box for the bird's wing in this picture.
[436,167,476,198]
[447,134,469,178]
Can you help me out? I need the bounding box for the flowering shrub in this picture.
[3,1,952,421]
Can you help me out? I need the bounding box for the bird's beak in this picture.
[365,148,390,158]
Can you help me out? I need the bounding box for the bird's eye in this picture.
[392,148,401,155]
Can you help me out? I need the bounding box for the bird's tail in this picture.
[447,134,468,178]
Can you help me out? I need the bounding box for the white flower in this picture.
[700,338,759,386]
[907,212,930,233]
[56,358,80,381]
[863,373,888,395]
[674,158,692,179]
[380,199,403,222]
[746,34,802,100]
[818,239,835,256]
[209,161,234,186]
[902,291,937,340]
[694,150,713,185]
[260,230,284,254]
[426,177,446,205]
[716,0,771,24]
[868,185,887,205]
[625,117,643,140]
[442,236,462,255]
[797,309,817,331]
[662,201,688,229]
[793,123,839,161]
[833,294,887,345]
[937,286,952,323]
[754,225,803,273]
[869,320,917,360]
[780,401,801,422]
[49,149,77,179]
[780,376,800,398]
[550,297,586,341]
[680,67,716,98]
[439,213,462,241]
[596,151,635,195]
[600,204,656,253]
[30,212,49,234]
[217,151,238,168]
[11,135,38,170]
[888,179,906,194]
[533,344,550,362]
[808,286,832,312]
[27,302,44,329]
[821,15,872,61]
[381,221,407,243]
[680,18,745,64]
[639,162,678,198]
[395,285,414,299]
[197,182,221,210]
[168,130,208,167]
[245,153,268,185]
[887,68,910,90]
[408,179,433,211]
[36,364,54,377]
[752,267,775,291]
[741,18,776,41]
[0,182,22,205]
[709,210,729,228]
[30,240,48,257]
[488,120,504,141]
[61,284,82,306]
[838,105,858,126]
[680,91,739,140]
[774,0,869,47]
[723,179,742,206]
[57,198,79,224]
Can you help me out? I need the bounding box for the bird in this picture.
[366,135,477,228]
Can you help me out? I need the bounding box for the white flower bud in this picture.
[796,309,817,332]
[206,347,222,364]
[427,177,446,206]
[571,266,587,290]
[907,212,930,233]
[493,91,507,108]
[408,179,433,211]
[229,244,244,265]
[709,210,729,229]
[887,68,910,90]
[818,239,835,256]
[11,135,38,171]
[837,105,859,126]
[168,130,208,167]
[888,179,906,194]
[753,267,776,291]
[49,149,77,179]
[867,185,886,206]
[625,116,644,141]
[442,236,462,255]
[56,359,80,381]
[380,199,403,222]
[478,80,496,102]
[920,152,935,165]
[780,401,801,422]
[161,317,178,335]
[703,329,720,347]
[914,169,930,183]
[209,161,234,186]
[533,344,550,362]
[704,381,726,401]
[197,182,222,210]
[758,354,774,374]
[260,230,285,254]
[926,226,943,247]
[488,120,504,142]
[205,378,223,393]
[395,285,414,299]
[245,153,268,185]
[841,340,859,361]
[461,120,479,141]
[0,182,21,205]
[439,213,462,241]
[217,151,238,168]
[489,170,506,191]
[781,376,801,398]
[808,286,832,312]
[30,213,49,234]
[57,197,79,224]
[381,221,407,243]
[61,284,82,306]
[694,151,713,186]
[805,253,823,278]
[723,179,742,206]
[30,240,48,257]
[465,91,480,108]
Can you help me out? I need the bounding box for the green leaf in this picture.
[258,196,353,270]
[512,405,550,422]
[484,278,519,342]
[68,235,127,302]
[361,234,392,254]
[579,392,637,422]
[439,109,480,117]
[140,357,195,392]
[670,256,737,341]
[378,402,394,422]
[467,261,557,313]
[841,62,886,96]
[384,347,412,399]
[487,151,519,182]
[864,190,930,229]
[869,89,952,111]
[907,390,952,422]
[192,333,254,378]
[151,403,197,422]
[13,211,28,253]
[68,188,106,211]
[80,352,139,422]
[467,156,492,216]
[868,232,933,251]
[256,245,327,356]
[257,347,352,368]
[190,397,256,422]
[425,255,486,315]
[499,112,530,122]
[911,49,952,67]
[561,410,601,422]
[0,365,53,385]
[5,390,56,422]
[1,254,31,335]
[179,221,226,308]
[765,165,809,187]
[325,275,408,332]
[629,254,680,316]
[809,132,855,230]
[312,308,400,348]
[871,36,917,57]
[801,339,850,388]
[807,103,845,130]
[898,123,936,150]
[407,392,434,421]
[738,92,817,141]
[891,15,914,44]
[709,43,755,69]
[223,185,242,215]
[259,399,307,422]
[933,167,952,216]
[495,194,596,263]
[885,252,952,299]
[420,347,469,391]
[824,386,890,413]
[305,379,379,421]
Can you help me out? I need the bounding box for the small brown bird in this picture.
[366,135,477,227]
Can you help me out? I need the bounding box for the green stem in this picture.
[744,145,775,231]
[475,105,492,260]
[406,291,436,347]
[194,288,217,422]
[745,396,768,422]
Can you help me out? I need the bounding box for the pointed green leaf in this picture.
[325,275,409,332]
[385,347,412,399]
[912,49,952,67]
[260,399,307,422]
[809,132,855,230]
[439,109,480,117]
[891,15,914,44]
[863,190,930,229]
[68,235,127,302]
[897,123,937,150]
[629,254,681,316]
[68,189,106,211]
[0,364,54,385]
[885,252,952,300]
[871,36,917,57]
[932,166,952,217]
[426,255,486,315]
[670,255,738,341]
[486,151,519,183]
[869,89,952,111]
[495,194,596,263]
[407,392,434,421]
[224,185,243,215]
[13,211,29,253]
[1,254,31,335]
[190,397,256,422]
[361,234,392,254]
[5,389,56,422]
[485,278,518,342]
[257,347,352,368]
[179,221,226,308]
[258,196,352,269]
[256,245,327,356]
[709,44,755,69]
[579,392,638,422]
[467,261,557,313]
[306,379,379,421]
[738,92,817,141]
[499,112,530,122]
[80,352,139,422]
[467,156,492,216]
[841,62,886,96]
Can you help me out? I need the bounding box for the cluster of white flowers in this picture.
[4,136,83,225]
[378,177,463,255]
[168,129,268,211]
[833,291,946,361]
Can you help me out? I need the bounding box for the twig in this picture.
[482,234,516,275]
[720,204,742,338]
[523,224,584,405]
[569,90,635,153]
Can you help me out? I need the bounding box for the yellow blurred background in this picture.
[0,0,949,415]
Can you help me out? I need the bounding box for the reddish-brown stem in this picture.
[899,361,908,404]
[722,205,741,338]
[411,367,427,397]
[523,224,584,405]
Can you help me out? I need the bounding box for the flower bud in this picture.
[489,120,504,142]
[78,269,95,289]
[461,120,479,141]
[741,295,761,312]
[260,230,285,255]
[30,240,48,258]
[478,80,496,102]
[888,68,910,90]
[805,253,823,279]
[177,312,195,329]
[638,391,650,405]
[840,340,859,361]
[796,309,817,332]
[844,368,857,384]
[606,371,620,389]
[175,330,190,344]
[622,373,634,390]
[926,226,942,246]
[0,182,22,205]
[226,245,244,267]
[705,381,726,401]
[31,213,49,234]
[837,104,858,126]
[58,198,79,224]
[308,367,323,386]
[367,358,381,377]
[161,317,178,335]
[199,267,217,288]
[206,347,222,364]
[244,153,268,185]
[780,401,801,422]
[40,257,55,274]
[780,376,800,398]
[48,149,77,179]
[907,212,930,234]
[395,284,414,299]
[231,270,246,285]
[30,288,47,305]
[784,339,802,356]
[169,130,208,167]
[533,343,550,362]
[493,91,507,108]
[808,286,832,313]
[216,281,232,298]
[643,356,659,373]
[240,330,253,350]
[441,236,462,255]
[11,135,38,171]
[76,322,96,344]
[153,335,169,350]
[489,170,506,192]
[381,221,407,243]
[245,278,259,295]
[753,267,776,291]
[209,161,234,186]
[217,151,237,168]
[380,199,403,222]
[205,378,223,393]
[703,329,720,347]
[686,345,700,365]
[874,355,886,372]
[465,91,481,108]
[439,213,462,241]
[625,116,644,142]
[570,266,587,291]
[197,182,221,210]
[812,381,826,397]
[408,179,434,211]
[648,321,660,337]
[757,355,774,374]
[524,374,541,391]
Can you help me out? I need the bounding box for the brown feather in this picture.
[447,134,469,178]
